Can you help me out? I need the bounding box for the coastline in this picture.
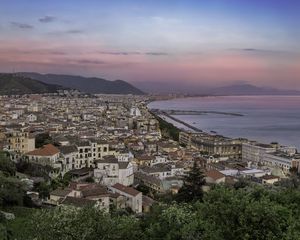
[148,95,300,149]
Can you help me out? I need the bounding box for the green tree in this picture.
[29,206,142,240]
[35,133,54,148]
[176,161,206,203]
[0,174,27,207]
[143,203,205,240]
[0,151,15,177]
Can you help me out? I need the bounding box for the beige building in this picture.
[6,129,35,154]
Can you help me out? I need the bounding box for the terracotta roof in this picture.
[205,170,225,181]
[82,186,108,197]
[261,175,280,180]
[142,195,155,207]
[50,188,72,197]
[61,196,96,207]
[111,183,141,197]
[27,144,60,156]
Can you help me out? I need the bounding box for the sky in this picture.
[0,0,300,92]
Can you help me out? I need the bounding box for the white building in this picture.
[110,183,142,213]
[27,114,37,122]
[242,142,276,164]
[26,144,60,168]
[263,152,300,174]
[130,107,141,117]
[59,145,78,173]
[94,156,134,186]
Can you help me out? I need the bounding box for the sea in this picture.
[149,96,300,150]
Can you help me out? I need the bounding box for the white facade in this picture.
[110,184,142,213]
[263,152,300,173]
[94,159,134,186]
[27,114,37,122]
[242,142,276,163]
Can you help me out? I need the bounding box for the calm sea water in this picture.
[149,96,300,150]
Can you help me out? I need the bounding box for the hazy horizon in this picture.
[0,0,299,91]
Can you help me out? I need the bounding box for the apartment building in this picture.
[6,128,35,154]
[242,142,276,163]
[189,132,244,159]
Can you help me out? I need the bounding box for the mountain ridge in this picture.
[18,72,144,95]
[0,73,67,95]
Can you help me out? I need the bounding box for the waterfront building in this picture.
[242,142,276,164]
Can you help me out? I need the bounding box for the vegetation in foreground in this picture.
[2,151,300,240]
[1,184,300,240]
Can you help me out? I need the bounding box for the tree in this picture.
[0,174,27,207]
[28,206,142,240]
[35,133,54,148]
[176,161,206,203]
[0,151,15,177]
[144,203,206,240]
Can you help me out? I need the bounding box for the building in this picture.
[49,182,110,211]
[261,175,280,185]
[180,131,244,159]
[263,152,300,174]
[59,145,78,173]
[6,129,35,154]
[26,144,60,168]
[242,142,276,164]
[110,183,142,213]
[94,155,134,186]
[205,170,226,184]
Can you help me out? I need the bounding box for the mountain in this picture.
[0,73,66,95]
[18,72,144,95]
[134,81,300,95]
[207,84,300,96]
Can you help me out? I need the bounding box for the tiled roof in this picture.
[61,196,96,207]
[111,183,141,197]
[50,188,72,197]
[205,170,225,181]
[27,144,60,156]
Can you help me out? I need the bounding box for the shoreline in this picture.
[148,96,300,149]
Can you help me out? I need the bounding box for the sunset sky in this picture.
[0,0,300,91]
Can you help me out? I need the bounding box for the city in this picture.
[1,0,300,239]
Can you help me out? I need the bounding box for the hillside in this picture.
[19,72,145,95]
[0,73,66,95]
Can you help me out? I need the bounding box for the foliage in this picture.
[155,115,180,141]
[1,207,37,240]
[176,161,206,203]
[5,185,300,240]
[85,176,95,183]
[35,132,54,148]
[29,206,141,240]
[16,160,53,180]
[0,151,16,177]
[0,174,27,207]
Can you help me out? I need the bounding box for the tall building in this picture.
[6,128,35,154]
